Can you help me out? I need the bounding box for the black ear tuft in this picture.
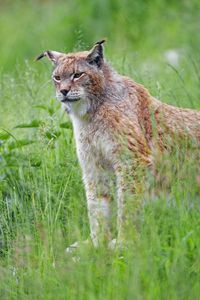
[35,52,46,61]
[35,50,63,64]
[35,51,52,61]
[95,39,106,46]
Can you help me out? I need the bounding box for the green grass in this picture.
[0,1,200,299]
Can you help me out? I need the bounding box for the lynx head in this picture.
[36,40,107,116]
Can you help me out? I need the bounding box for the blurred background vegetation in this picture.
[0,1,200,299]
[0,0,200,71]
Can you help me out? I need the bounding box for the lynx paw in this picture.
[108,238,126,252]
[108,238,117,250]
[65,239,90,254]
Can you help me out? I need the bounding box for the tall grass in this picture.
[0,1,200,299]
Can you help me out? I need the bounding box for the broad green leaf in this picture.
[14,120,44,128]
[0,130,11,140]
[8,139,35,150]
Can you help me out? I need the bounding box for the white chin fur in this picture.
[61,98,90,118]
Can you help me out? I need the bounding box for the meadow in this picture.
[0,1,200,299]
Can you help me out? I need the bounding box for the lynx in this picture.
[37,40,200,250]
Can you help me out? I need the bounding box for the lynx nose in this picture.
[60,89,69,96]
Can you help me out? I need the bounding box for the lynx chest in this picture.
[70,115,116,178]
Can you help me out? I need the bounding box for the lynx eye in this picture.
[53,75,61,82]
[73,72,84,80]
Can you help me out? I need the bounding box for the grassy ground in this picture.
[0,1,200,299]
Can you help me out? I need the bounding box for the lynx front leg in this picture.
[84,175,112,248]
[65,174,111,253]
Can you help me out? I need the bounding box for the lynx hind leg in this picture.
[108,238,117,250]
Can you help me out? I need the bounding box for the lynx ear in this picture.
[86,40,106,68]
[35,50,62,64]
